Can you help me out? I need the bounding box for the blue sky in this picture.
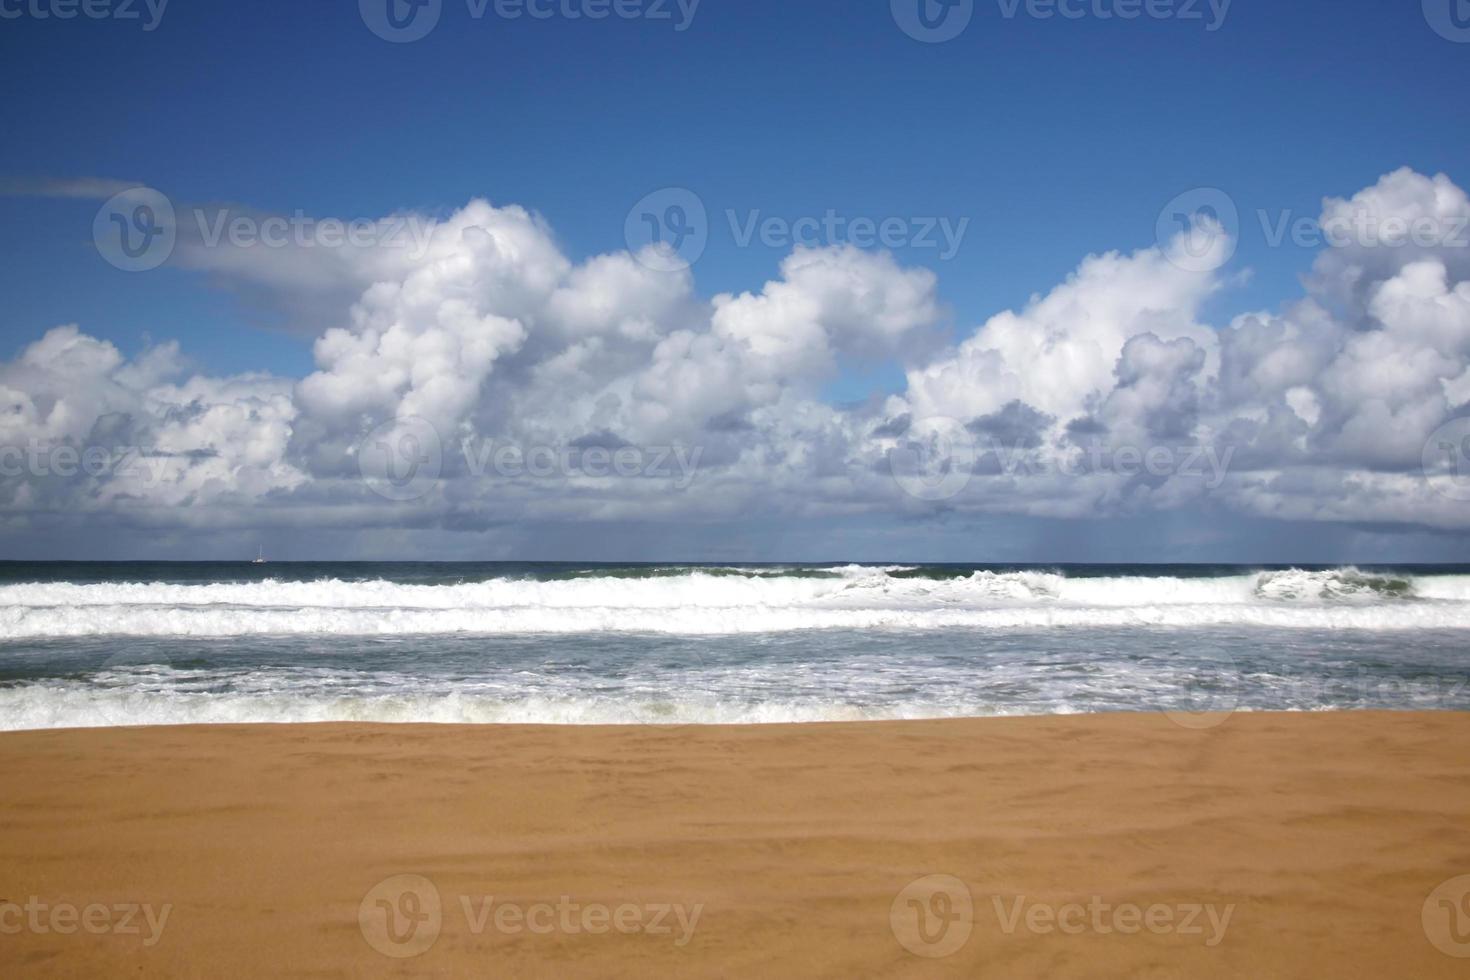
[1,0,1470,560]
[4,0,1466,381]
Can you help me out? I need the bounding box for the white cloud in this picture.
[900,232,1219,426]
[6,169,1470,542]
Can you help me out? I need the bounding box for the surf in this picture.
[2,566,1468,638]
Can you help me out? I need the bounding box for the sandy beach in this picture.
[2,712,1469,977]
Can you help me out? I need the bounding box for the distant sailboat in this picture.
[252,546,267,565]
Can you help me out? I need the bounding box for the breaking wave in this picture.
[2,566,1468,638]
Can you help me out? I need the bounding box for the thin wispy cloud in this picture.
[0,176,144,200]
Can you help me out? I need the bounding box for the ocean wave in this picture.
[1,566,1467,638]
[7,602,1470,637]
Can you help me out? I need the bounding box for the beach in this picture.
[3,711,1469,977]
[7,0,1468,975]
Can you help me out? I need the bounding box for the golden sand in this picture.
[3,712,1470,977]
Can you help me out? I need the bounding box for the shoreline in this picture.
[8,702,1470,731]
[2,702,1465,734]
[3,712,1469,975]
[4,703,1470,735]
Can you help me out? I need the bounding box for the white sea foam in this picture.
[3,566,1467,730]
[0,686,999,731]
[0,567,1465,638]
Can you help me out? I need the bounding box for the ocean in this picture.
[1,562,1468,730]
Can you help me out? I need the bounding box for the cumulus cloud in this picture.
[5,168,1470,547]
[1308,168,1470,319]
[899,233,1219,426]
[0,327,302,518]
